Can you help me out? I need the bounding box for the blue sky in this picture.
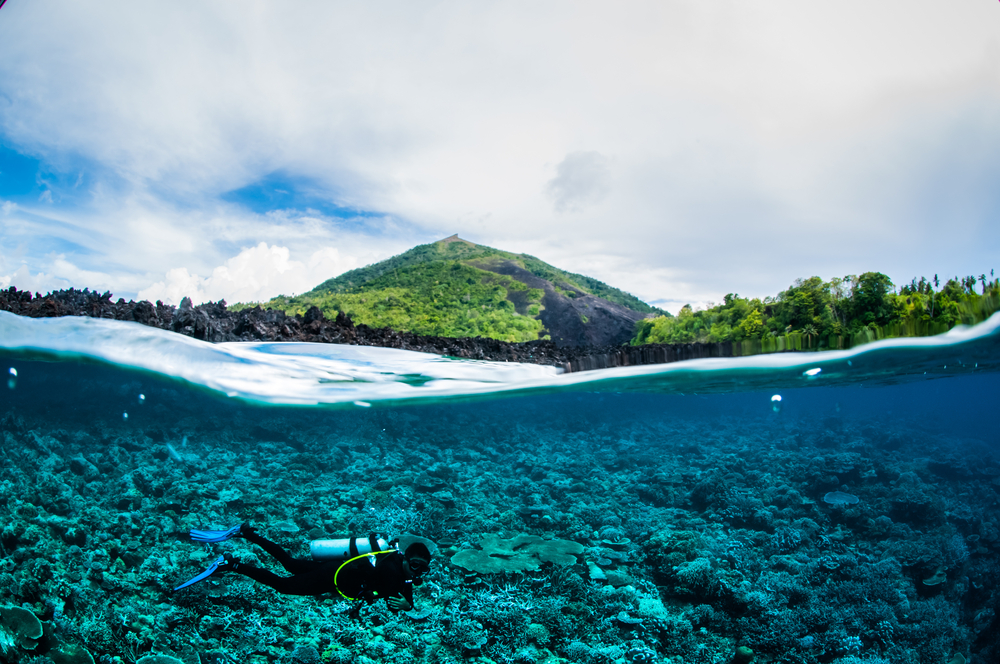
[1,2,998,312]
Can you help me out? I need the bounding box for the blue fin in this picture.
[174,555,226,591]
[190,525,242,543]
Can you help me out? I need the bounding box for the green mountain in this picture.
[260,235,666,345]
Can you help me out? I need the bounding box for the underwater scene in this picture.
[1,312,1000,664]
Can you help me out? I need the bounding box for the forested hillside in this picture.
[255,236,663,344]
[267,260,548,342]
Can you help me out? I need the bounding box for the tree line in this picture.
[633,271,1000,350]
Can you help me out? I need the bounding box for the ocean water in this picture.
[1,311,999,664]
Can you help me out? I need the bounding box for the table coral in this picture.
[450,534,583,573]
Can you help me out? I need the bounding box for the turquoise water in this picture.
[1,312,999,664]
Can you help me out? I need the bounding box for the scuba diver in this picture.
[174,524,431,612]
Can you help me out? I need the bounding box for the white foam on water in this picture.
[2,311,999,406]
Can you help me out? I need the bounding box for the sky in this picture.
[1,2,998,314]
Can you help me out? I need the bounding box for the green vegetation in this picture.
[270,261,546,342]
[314,238,663,314]
[633,272,1000,352]
[255,237,664,342]
[249,235,998,352]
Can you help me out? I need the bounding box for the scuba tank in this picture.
[310,534,393,561]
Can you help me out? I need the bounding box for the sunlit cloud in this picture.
[0,256,114,295]
[138,243,360,306]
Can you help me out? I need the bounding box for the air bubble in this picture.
[771,394,782,413]
[7,367,16,390]
[803,368,821,377]
[123,412,129,421]
[138,394,146,404]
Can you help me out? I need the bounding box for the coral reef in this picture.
[1,366,998,663]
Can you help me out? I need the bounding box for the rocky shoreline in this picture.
[0,287,753,372]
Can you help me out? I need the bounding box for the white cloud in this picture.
[0,265,47,292]
[138,243,360,306]
[1,201,16,215]
[0,2,997,306]
[47,255,117,289]
[1,190,409,300]
[0,256,113,295]
[546,152,611,213]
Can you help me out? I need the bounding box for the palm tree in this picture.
[931,274,938,318]
[803,324,819,348]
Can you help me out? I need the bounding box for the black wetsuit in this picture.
[232,531,415,607]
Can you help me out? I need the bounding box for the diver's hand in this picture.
[386,595,411,611]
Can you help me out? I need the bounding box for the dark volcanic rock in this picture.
[0,286,757,372]
[0,287,562,364]
[469,258,646,347]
